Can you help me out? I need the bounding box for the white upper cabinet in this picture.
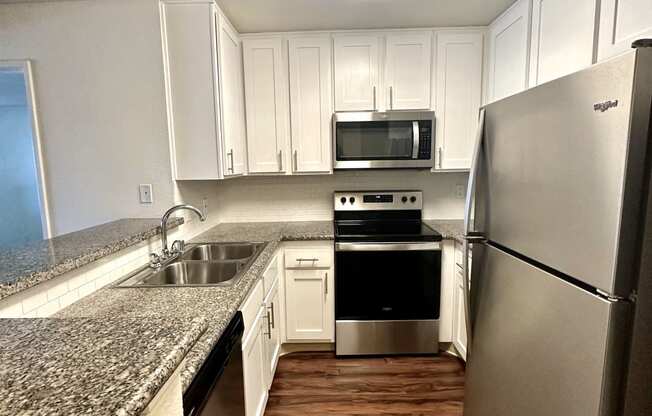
[161,2,221,180]
[487,0,531,103]
[333,35,380,111]
[217,14,247,176]
[385,32,432,110]
[288,36,333,173]
[529,0,598,85]
[598,0,652,60]
[243,37,289,174]
[434,31,483,170]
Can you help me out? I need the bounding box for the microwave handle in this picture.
[412,121,419,159]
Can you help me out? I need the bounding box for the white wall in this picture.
[0,0,175,236]
[177,171,468,223]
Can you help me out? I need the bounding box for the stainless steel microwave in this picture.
[333,111,435,169]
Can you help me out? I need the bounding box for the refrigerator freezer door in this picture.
[480,49,652,296]
[464,244,631,416]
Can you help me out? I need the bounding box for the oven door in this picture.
[333,112,434,169]
[335,242,441,321]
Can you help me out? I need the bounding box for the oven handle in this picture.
[335,242,441,252]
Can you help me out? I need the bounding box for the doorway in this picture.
[0,61,50,247]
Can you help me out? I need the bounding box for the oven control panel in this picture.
[334,191,422,211]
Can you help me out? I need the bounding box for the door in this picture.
[335,248,441,321]
[263,283,281,389]
[217,13,246,176]
[480,52,648,297]
[487,0,531,102]
[161,2,221,179]
[333,35,380,111]
[452,260,467,360]
[464,244,630,416]
[242,310,267,416]
[529,0,598,85]
[385,32,432,110]
[243,37,288,174]
[284,268,333,341]
[288,36,332,173]
[434,31,483,170]
[598,0,652,60]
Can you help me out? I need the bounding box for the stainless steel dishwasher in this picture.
[183,312,245,416]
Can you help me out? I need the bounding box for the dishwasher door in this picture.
[183,312,245,416]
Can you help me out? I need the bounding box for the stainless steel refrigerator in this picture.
[462,48,652,416]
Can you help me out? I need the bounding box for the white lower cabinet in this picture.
[263,280,281,389]
[452,242,471,361]
[284,246,334,342]
[242,307,268,416]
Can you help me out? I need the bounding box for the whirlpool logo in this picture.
[594,100,619,112]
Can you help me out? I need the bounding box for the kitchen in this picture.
[0,0,651,415]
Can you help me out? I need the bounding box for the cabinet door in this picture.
[529,0,598,85]
[385,32,432,110]
[434,31,483,170]
[161,2,221,179]
[263,284,281,389]
[452,265,468,361]
[242,310,268,416]
[288,36,333,173]
[243,37,288,174]
[487,0,531,103]
[598,0,652,60]
[333,35,380,111]
[217,14,247,176]
[284,268,334,341]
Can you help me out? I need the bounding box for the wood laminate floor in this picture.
[264,352,465,416]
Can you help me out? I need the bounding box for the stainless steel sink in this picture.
[115,242,265,288]
[141,261,242,286]
[181,243,262,261]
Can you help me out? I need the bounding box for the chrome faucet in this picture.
[151,204,206,267]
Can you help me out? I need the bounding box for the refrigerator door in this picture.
[480,49,652,297]
[465,244,631,416]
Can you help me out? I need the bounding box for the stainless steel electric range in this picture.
[333,190,442,356]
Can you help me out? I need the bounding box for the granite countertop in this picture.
[424,219,464,242]
[56,221,333,392]
[0,316,207,416]
[0,217,183,301]
[55,219,457,395]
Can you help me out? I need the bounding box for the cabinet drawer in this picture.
[285,248,332,269]
[262,253,279,296]
[240,279,263,338]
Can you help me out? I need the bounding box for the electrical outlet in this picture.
[139,184,153,204]
[455,184,466,199]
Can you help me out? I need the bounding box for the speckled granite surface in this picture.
[0,218,183,301]
[424,219,464,243]
[57,221,333,392]
[0,316,206,416]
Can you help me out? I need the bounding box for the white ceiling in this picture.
[216,0,515,33]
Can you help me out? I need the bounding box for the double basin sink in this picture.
[116,242,265,288]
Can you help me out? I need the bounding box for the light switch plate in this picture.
[139,184,153,204]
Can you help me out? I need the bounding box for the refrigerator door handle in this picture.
[462,108,486,352]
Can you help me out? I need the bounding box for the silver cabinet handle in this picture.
[268,302,275,329]
[373,85,377,111]
[437,147,443,169]
[227,149,234,172]
[390,86,393,110]
[296,257,318,262]
[324,272,328,295]
[278,149,283,171]
[293,150,298,172]
[264,310,272,339]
